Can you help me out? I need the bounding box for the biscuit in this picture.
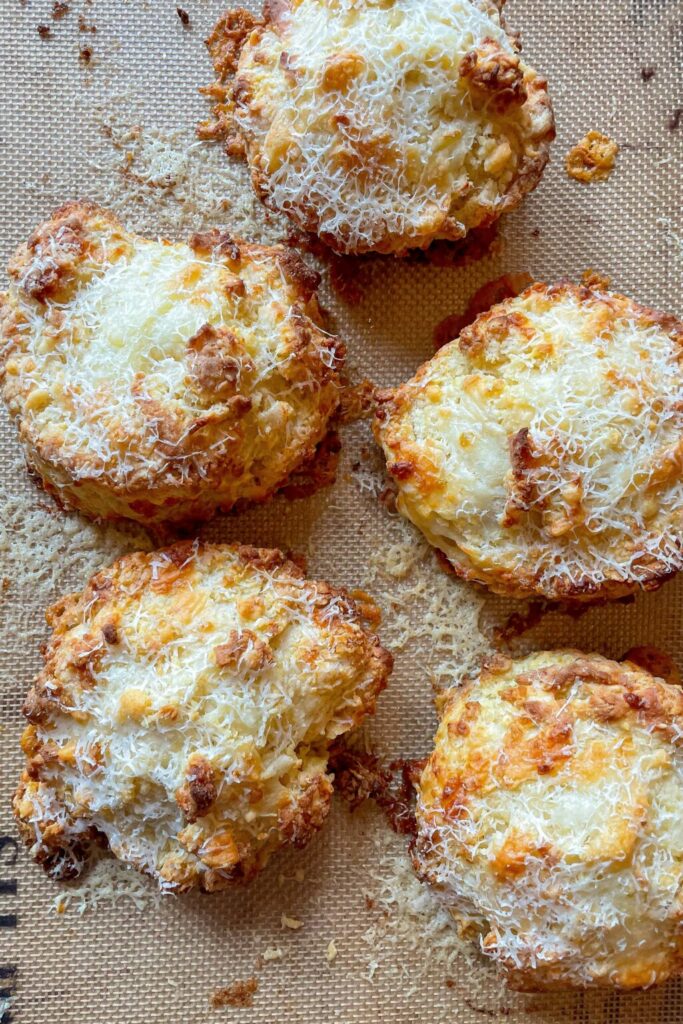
[13,542,392,892]
[375,281,683,601]
[0,202,343,523]
[201,0,554,255]
[415,649,683,990]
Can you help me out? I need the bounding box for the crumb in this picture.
[641,66,656,81]
[79,45,93,63]
[210,978,258,1010]
[667,108,682,131]
[281,915,303,930]
[52,1,69,18]
[78,14,97,33]
[581,268,611,290]
[622,646,681,685]
[530,227,541,238]
[566,130,619,182]
[493,600,548,648]
[326,939,337,962]
[37,24,51,37]
[328,253,371,305]
[420,222,498,268]
[337,379,377,424]
[379,486,397,513]
[329,744,423,835]
[261,947,283,962]
[432,273,533,349]
[177,6,191,27]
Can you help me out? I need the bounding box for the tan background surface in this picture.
[0,0,682,1021]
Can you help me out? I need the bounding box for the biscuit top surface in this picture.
[416,650,683,989]
[15,542,390,890]
[0,203,341,516]
[223,0,553,254]
[376,282,683,599]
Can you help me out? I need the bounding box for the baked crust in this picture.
[375,281,683,601]
[200,0,554,255]
[415,649,683,990]
[0,202,344,524]
[13,541,392,892]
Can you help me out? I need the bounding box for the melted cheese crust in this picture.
[415,650,683,990]
[375,282,683,601]
[13,542,391,892]
[205,0,554,255]
[0,202,343,523]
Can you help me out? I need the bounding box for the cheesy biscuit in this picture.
[13,541,392,892]
[375,281,683,601]
[0,202,343,524]
[201,0,554,255]
[415,649,683,990]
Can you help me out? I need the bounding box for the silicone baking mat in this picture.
[0,1,682,1021]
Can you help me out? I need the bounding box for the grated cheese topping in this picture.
[415,649,683,990]
[0,201,342,523]
[13,541,391,892]
[212,0,554,254]
[376,281,683,601]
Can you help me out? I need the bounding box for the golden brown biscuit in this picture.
[415,649,683,990]
[13,541,392,892]
[201,0,554,255]
[0,202,343,524]
[375,281,683,601]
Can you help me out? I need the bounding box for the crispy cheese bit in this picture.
[281,914,303,930]
[210,978,258,1009]
[566,130,619,183]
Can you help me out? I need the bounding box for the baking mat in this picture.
[0,1,682,1021]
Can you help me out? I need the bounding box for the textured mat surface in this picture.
[0,1,682,1021]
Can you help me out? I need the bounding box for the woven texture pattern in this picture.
[0,1,682,1021]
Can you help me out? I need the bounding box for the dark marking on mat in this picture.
[0,965,17,1024]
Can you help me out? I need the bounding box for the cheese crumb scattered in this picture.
[281,915,303,930]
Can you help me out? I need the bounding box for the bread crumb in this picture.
[281,915,303,930]
[261,947,283,962]
[326,939,337,962]
[566,130,618,183]
[177,7,191,28]
[210,978,258,1009]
